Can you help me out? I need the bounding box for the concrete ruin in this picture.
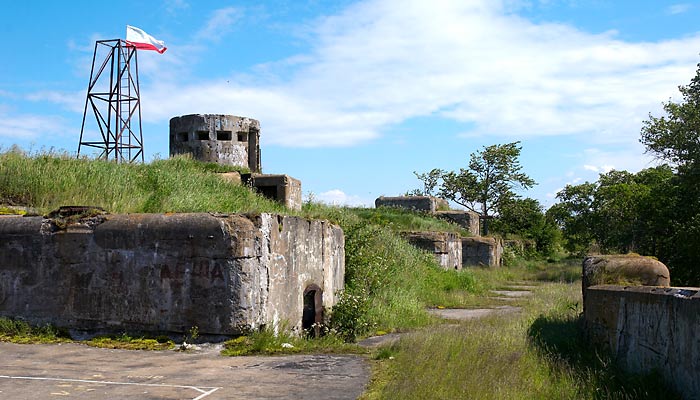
[434,210,480,236]
[170,114,261,172]
[462,237,502,267]
[375,196,449,213]
[0,211,344,336]
[400,231,462,270]
[582,254,670,308]
[585,285,699,398]
[242,173,302,212]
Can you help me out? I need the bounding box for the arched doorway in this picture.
[302,284,323,337]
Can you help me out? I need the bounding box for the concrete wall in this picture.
[434,210,480,236]
[170,114,261,172]
[375,196,449,213]
[462,237,502,267]
[401,231,462,270]
[585,285,700,399]
[0,213,343,336]
[243,174,302,211]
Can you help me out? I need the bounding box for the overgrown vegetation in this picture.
[0,149,280,214]
[362,263,679,400]
[85,333,175,350]
[0,318,70,344]
[221,325,363,356]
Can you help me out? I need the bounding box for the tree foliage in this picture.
[552,63,700,285]
[491,197,560,256]
[438,142,536,218]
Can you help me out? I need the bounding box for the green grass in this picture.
[0,318,71,344]
[85,333,175,350]
[0,150,281,214]
[361,264,680,400]
[221,326,364,356]
[351,207,468,235]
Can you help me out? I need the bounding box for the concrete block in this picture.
[434,210,480,236]
[242,173,302,211]
[0,212,343,336]
[375,196,448,213]
[462,236,502,267]
[585,285,700,398]
[401,231,462,270]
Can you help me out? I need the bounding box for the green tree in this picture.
[641,63,700,171]
[547,182,597,254]
[492,197,560,256]
[439,142,536,234]
[407,168,444,196]
[640,63,700,285]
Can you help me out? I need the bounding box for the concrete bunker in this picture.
[242,173,302,211]
[400,231,462,270]
[375,195,449,213]
[462,236,503,267]
[0,212,344,336]
[170,114,261,172]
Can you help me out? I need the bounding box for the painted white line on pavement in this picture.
[0,375,221,399]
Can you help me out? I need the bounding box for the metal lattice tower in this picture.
[78,39,144,162]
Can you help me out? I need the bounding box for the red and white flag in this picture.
[125,25,167,54]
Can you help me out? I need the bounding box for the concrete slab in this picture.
[427,306,521,320]
[490,290,532,298]
[357,333,403,349]
[0,342,369,400]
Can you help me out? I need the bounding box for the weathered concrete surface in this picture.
[462,236,502,267]
[427,305,521,320]
[582,254,670,307]
[434,210,480,236]
[401,231,462,270]
[375,196,449,213]
[242,174,303,211]
[0,342,369,400]
[585,285,700,399]
[170,114,261,172]
[0,212,343,335]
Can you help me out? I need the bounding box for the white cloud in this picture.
[316,189,369,206]
[164,0,189,16]
[195,7,242,42]
[121,0,700,148]
[0,110,69,140]
[667,3,691,15]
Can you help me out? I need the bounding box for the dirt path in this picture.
[358,284,536,349]
[0,341,369,400]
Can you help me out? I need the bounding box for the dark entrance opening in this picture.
[302,284,323,337]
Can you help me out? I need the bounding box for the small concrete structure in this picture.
[242,173,302,211]
[585,285,700,399]
[434,210,480,236]
[462,236,502,267]
[401,231,462,270]
[582,254,670,307]
[170,114,261,172]
[0,212,344,336]
[375,196,449,213]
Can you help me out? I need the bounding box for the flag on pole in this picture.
[125,25,167,54]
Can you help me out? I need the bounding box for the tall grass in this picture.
[304,201,480,338]
[364,273,679,400]
[0,150,283,214]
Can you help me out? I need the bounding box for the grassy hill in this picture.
[0,149,479,338]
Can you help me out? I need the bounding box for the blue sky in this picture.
[2,1,700,209]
